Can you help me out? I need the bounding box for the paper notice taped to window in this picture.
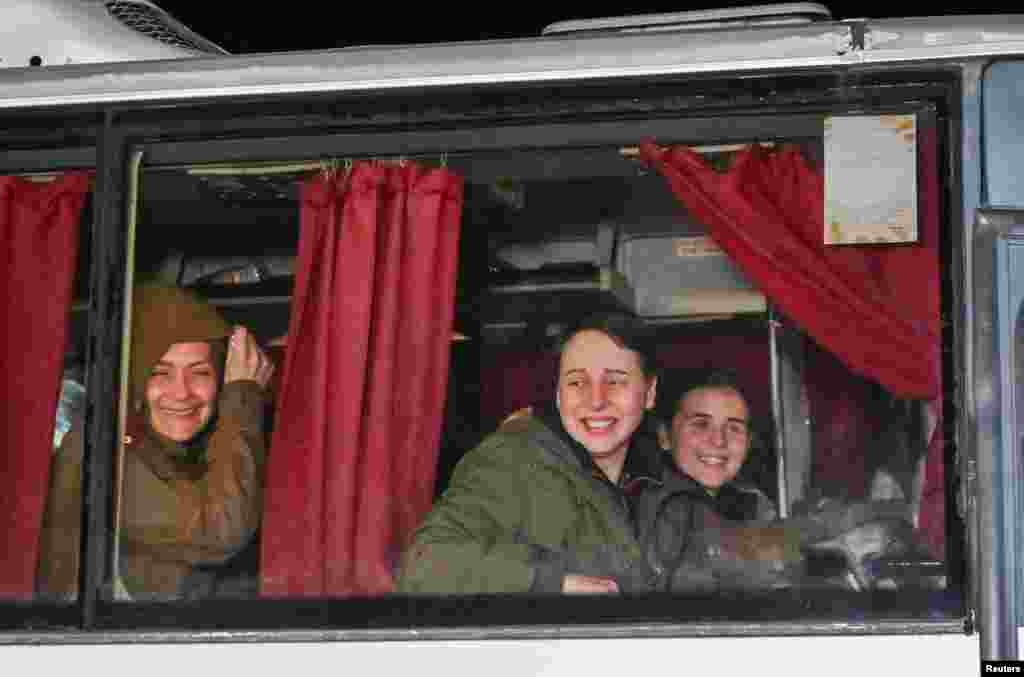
[824,114,917,245]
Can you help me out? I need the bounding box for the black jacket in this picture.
[633,467,799,593]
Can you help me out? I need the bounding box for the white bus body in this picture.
[0,2,1020,674]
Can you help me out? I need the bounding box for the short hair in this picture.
[553,313,658,378]
[654,366,752,423]
[656,366,770,488]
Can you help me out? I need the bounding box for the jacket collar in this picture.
[661,460,761,522]
[534,401,664,493]
[126,411,213,482]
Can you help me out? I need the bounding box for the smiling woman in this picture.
[556,321,658,484]
[145,341,219,442]
[132,286,230,448]
[37,284,275,600]
[656,368,769,512]
[398,313,664,595]
[143,326,273,444]
[671,386,751,489]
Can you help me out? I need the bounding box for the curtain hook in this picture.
[321,158,346,179]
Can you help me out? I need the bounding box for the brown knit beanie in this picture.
[130,283,232,406]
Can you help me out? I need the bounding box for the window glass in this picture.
[984,60,1024,208]
[420,135,953,606]
[89,108,959,624]
[104,166,297,601]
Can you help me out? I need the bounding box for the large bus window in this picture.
[79,96,960,627]
[417,128,953,607]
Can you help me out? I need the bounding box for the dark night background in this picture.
[152,2,1023,55]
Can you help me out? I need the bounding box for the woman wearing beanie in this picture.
[37,283,274,600]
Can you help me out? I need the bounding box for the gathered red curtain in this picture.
[641,130,946,555]
[0,173,89,598]
[260,162,463,597]
[639,137,940,400]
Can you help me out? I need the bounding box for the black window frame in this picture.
[0,65,970,643]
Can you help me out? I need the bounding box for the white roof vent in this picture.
[103,1,226,55]
[542,3,833,36]
[0,0,226,69]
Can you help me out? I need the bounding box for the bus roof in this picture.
[0,14,1022,110]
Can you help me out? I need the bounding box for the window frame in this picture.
[0,65,970,642]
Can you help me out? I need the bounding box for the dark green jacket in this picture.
[397,410,663,594]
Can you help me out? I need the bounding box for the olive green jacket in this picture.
[397,413,664,595]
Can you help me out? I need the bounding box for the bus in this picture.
[0,1,1019,674]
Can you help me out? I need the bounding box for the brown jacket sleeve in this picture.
[36,424,84,600]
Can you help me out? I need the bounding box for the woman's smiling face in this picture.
[145,341,219,442]
[670,386,750,489]
[556,329,656,469]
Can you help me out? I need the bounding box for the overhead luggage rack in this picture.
[480,219,635,334]
[616,231,766,319]
[482,262,635,328]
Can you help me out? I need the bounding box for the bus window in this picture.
[983,61,1024,209]
[426,129,953,605]
[100,165,297,601]
[26,81,962,631]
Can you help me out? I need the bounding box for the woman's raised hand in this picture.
[225,326,274,388]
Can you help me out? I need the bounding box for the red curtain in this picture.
[639,138,940,400]
[260,162,463,597]
[918,398,945,559]
[641,130,945,555]
[0,173,89,598]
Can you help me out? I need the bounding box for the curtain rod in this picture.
[10,145,770,179]
[19,173,63,182]
[184,154,449,177]
[619,142,776,157]
[185,161,328,176]
[179,145,771,175]
[6,172,96,187]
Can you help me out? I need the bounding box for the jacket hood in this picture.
[130,283,232,406]
[533,400,664,489]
